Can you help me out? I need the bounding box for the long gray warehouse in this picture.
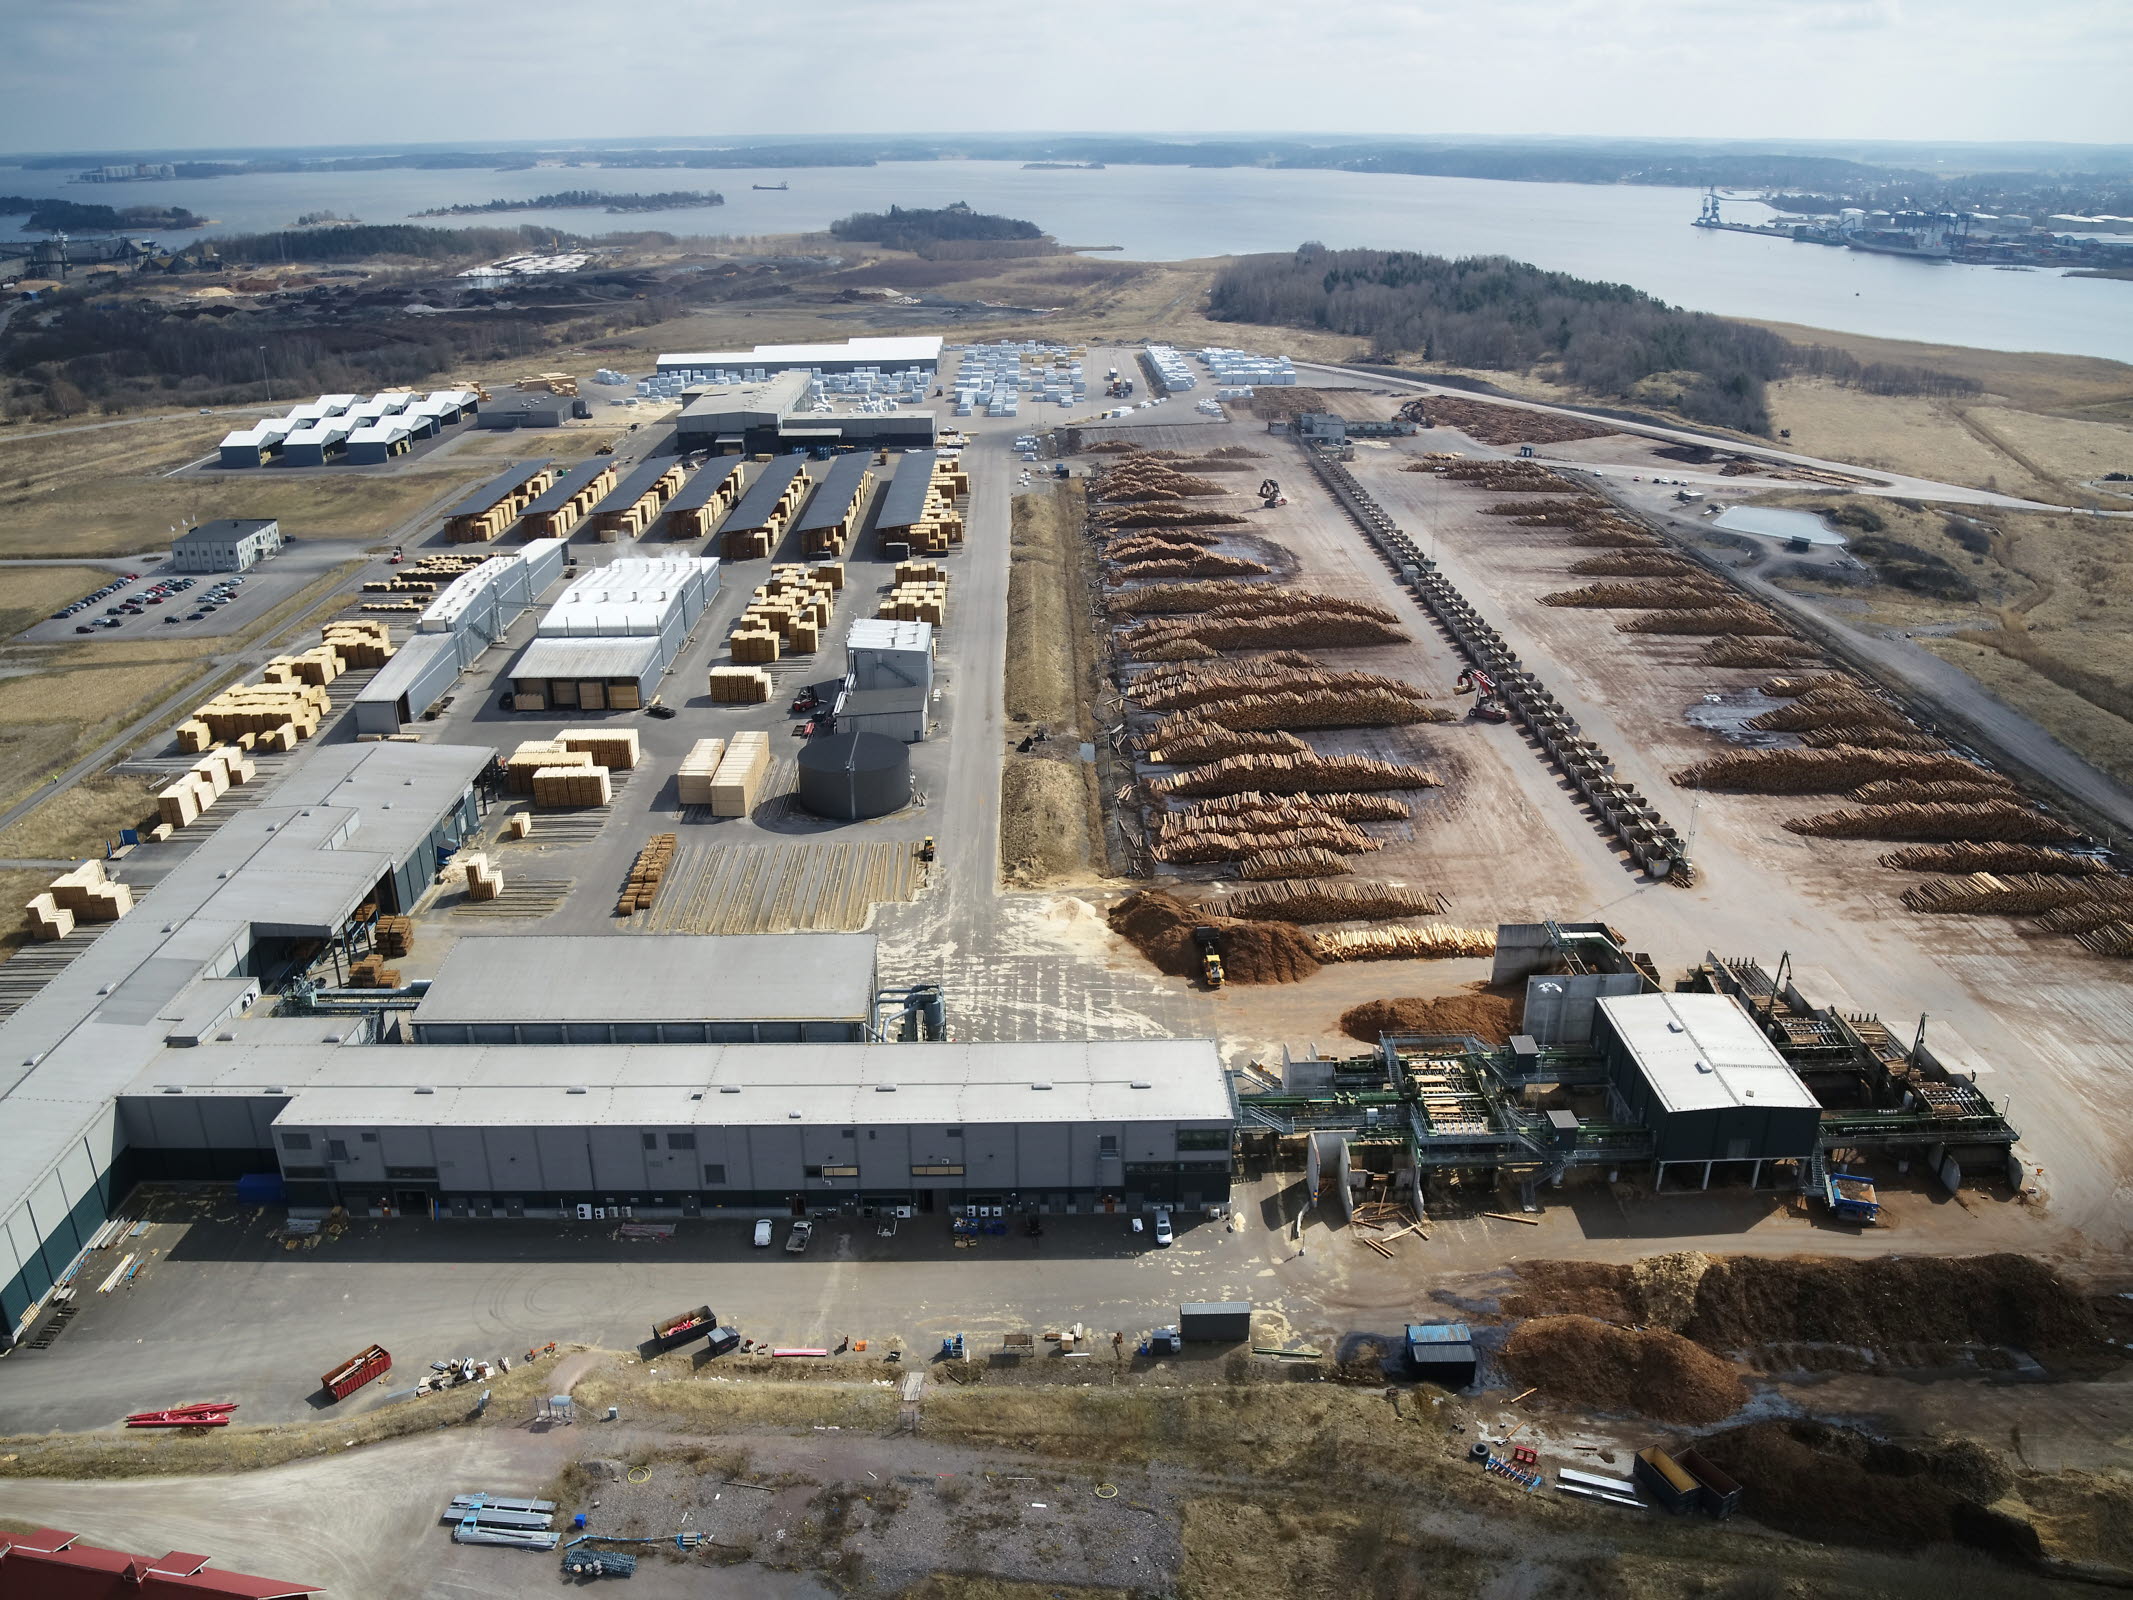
[674,371,936,456]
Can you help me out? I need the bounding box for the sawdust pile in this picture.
[1694,1421,2034,1559]
[1339,986,1520,1046]
[1107,889,1321,984]
[1499,1316,1746,1425]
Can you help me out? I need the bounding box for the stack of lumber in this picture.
[557,727,640,772]
[1618,605,1788,636]
[1124,600,1406,659]
[677,738,729,805]
[321,619,394,668]
[1239,846,1353,880]
[1110,552,1271,583]
[709,730,770,818]
[724,525,773,562]
[1878,841,2108,876]
[349,955,402,987]
[516,372,578,395]
[1314,924,1497,962]
[877,580,946,625]
[1783,801,2080,843]
[43,860,133,923]
[732,567,835,653]
[1850,777,2016,807]
[464,854,503,902]
[1671,747,1990,794]
[1898,873,2103,916]
[1703,637,1823,668]
[375,915,413,957]
[1142,717,1309,766]
[1541,580,1733,609]
[708,666,773,703]
[361,599,425,614]
[881,457,965,553]
[1152,752,1441,799]
[1177,789,1411,823]
[188,679,329,744]
[262,647,346,687]
[505,741,585,793]
[1215,879,1451,924]
[893,560,944,586]
[1746,684,1917,737]
[23,892,73,942]
[156,747,255,828]
[616,833,678,915]
[1568,552,1702,577]
[503,811,532,840]
[730,628,781,664]
[531,764,612,809]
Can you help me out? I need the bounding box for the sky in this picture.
[0,0,2126,152]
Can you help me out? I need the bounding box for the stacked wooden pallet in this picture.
[464,853,503,902]
[321,619,395,668]
[375,915,413,957]
[1314,924,1498,962]
[708,666,773,703]
[557,727,641,772]
[349,956,402,987]
[1215,879,1451,924]
[677,738,729,804]
[531,764,613,809]
[709,731,770,817]
[616,833,679,915]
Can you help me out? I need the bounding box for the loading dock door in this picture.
[578,682,606,710]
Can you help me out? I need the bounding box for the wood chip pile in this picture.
[1239,846,1354,880]
[1672,747,1998,794]
[1213,878,1451,924]
[1782,801,2080,843]
[1617,605,1790,636]
[1151,751,1441,799]
[616,833,678,916]
[1314,924,1498,962]
[1878,842,2109,876]
[1107,889,1322,984]
[1541,580,1735,609]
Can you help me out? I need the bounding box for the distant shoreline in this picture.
[411,189,725,217]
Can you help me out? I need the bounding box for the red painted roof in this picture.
[0,1529,323,1599]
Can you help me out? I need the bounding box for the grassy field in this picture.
[0,568,109,641]
[0,868,54,967]
[0,775,162,864]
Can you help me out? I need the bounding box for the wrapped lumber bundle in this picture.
[1783,801,2080,843]
[709,731,770,818]
[1746,685,1915,736]
[1240,846,1353,880]
[1110,552,1272,583]
[531,764,612,809]
[1850,778,2016,806]
[1142,717,1310,765]
[1705,637,1823,669]
[1800,726,1949,752]
[1314,924,1497,962]
[1899,872,2103,916]
[1105,531,1223,559]
[1569,552,1702,577]
[1152,752,1441,799]
[1879,841,2106,876]
[616,833,679,916]
[1171,789,1410,822]
[1541,580,1734,609]
[463,854,503,902]
[558,727,641,771]
[677,738,728,805]
[1215,878,1451,924]
[1479,498,1607,518]
[1618,606,1789,636]
[708,666,773,703]
[1673,746,1993,794]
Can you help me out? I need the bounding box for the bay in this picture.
[2,158,2125,362]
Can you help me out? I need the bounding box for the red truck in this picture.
[320,1343,392,1401]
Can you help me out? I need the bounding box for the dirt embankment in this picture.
[1500,1315,1746,1425]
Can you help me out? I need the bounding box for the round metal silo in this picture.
[796,731,910,820]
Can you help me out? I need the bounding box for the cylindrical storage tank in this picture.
[796,731,910,821]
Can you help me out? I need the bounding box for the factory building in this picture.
[837,617,933,742]
[171,518,283,574]
[507,555,719,712]
[656,336,943,380]
[672,370,936,456]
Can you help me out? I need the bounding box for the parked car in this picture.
[752,1219,773,1247]
[1153,1210,1174,1247]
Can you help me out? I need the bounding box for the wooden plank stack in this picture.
[557,727,640,772]
[321,619,395,668]
[616,833,679,915]
[731,567,836,655]
[532,764,612,809]
[505,741,587,792]
[464,854,503,902]
[729,628,781,664]
[516,372,579,395]
[708,666,773,703]
[677,738,729,804]
[23,892,73,942]
[375,915,413,958]
[596,461,687,541]
[262,646,346,687]
[42,860,133,923]
[156,747,255,828]
[876,578,946,626]
[349,956,402,988]
[709,731,770,817]
[1314,924,1498,962]
[187,676,329,745]
[1214,879,1451,925]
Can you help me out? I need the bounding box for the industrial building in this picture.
[217,389,477,469]
[507,555,720,712]
[672,370,936,456]
[170,518,283,574]
[655,336,943,380]
[791,451,876,556]
[836,620,933,742]
[518,458,619,540]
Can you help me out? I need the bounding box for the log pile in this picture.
[1480,498,1607,518]
[1745,684,1917,737]
[1569,552,1702,577]
[1436,461,1580,492]
[1898,873,2104,916]
[1850,778,2016,807]
[1124,602,1407,659]
[1173,789,1411,823]
[616,833,678,916]
[1109,552,1272,583]
[1703,637,1824,668]
[1761,674,1847,698]
[2074,922,2133,958]
[1617,605,1790,636]
[1782,801,2079,843]
[1110,579,1299,616]
[1151,752,1441,799]
[2038,892,2133,937]
[1215,879,1451,924]
[1314,924,1497,962]
[1878,842,2108,876]
[1141,717,1311,765]
[1673,746,1995,794]
[1100,506,1247,531]
[1104,531,1223,559]
[1563,524,1666,548]
[1153,801,1385,863]
[1097,463,1227,498]
[1541,580,1734,609]
[1799,725,1949,752]
[1132,659,1442,730]
[1240,846,1354,880]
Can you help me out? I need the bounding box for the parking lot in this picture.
[16,540,361,645]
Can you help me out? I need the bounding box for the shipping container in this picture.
[320,1342,392,1400]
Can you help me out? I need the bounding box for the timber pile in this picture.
[1157,826,1381,865]
[1176,789,1411,822]
[1101,506,1247,531]
[1110,579,1297,615]
[1314,924,1497,962]
[1541,580,1733,609]
[321,619,394,669]
[1142,716,1310,765]
[2074,923,2133,958]
[1746,685,1916,737]
[1151,751,1440,799]
[616,833,678,916]
[1098,464,1227,499]
[1761,674,1847,697]
[1437,461,1580,492]
[1569,552,1702,577]
[2038,890,2133,936]
[1783,801,2080,843]
[1405,394,1615,446]
[1105,531,1223,559]
[1898,873,2104,916]
[1085,440,1141,454]
[1704,637,1823,668]
[1124,603,1406,658]
[1799,726,1949,752]
[1673,746,1996,794]
[1481,498,1608,518]
[348,957,402,989]
[1109,552,1272,583]
[1214,878,1451,924]
[1879,842,2108,876]
[1850,778,2016,806]
[1563,524,1665,548]
[1132,660,1444,731]
[1618,605,1789,636]
[1240,846,1353,880]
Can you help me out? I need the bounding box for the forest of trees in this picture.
[829,202,1048,258]
[412,190,724,217]
[0,195,205,232]
[208,222,565,264]
[1209,246,1796,432]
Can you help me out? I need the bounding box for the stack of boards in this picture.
[505,729,637,810]
[180,678,328,751]
[616,833,678,915]
[463,853,503,902]
[375,915,414,957]
[321,619,395,669]
[154,745,257,833]
[732,562,842,661]
[676,738,728,805]
[707,730,769,817]
[878,567,947,625]
[707,667,772,704]
[23,859,134,941]
[350,955,402,988]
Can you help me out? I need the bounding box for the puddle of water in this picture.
[1684,690,1804,748]
[1713,505,1847,546]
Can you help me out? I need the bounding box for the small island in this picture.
[0,195,206,232]
[1022,161,1105,171]
[411,189,724,217]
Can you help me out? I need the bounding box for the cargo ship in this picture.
[752,182,789,191]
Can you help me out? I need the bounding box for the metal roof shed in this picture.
[352,631,460,734]
[875,450,939,531]
[721,456,807,534]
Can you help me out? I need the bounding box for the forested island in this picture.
[830,202,1052,260]
[0,195,206,232]
[412,189,723,217]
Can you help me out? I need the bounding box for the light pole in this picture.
[258,345,271,405]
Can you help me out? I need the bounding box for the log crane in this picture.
[1454,666,1509,724]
